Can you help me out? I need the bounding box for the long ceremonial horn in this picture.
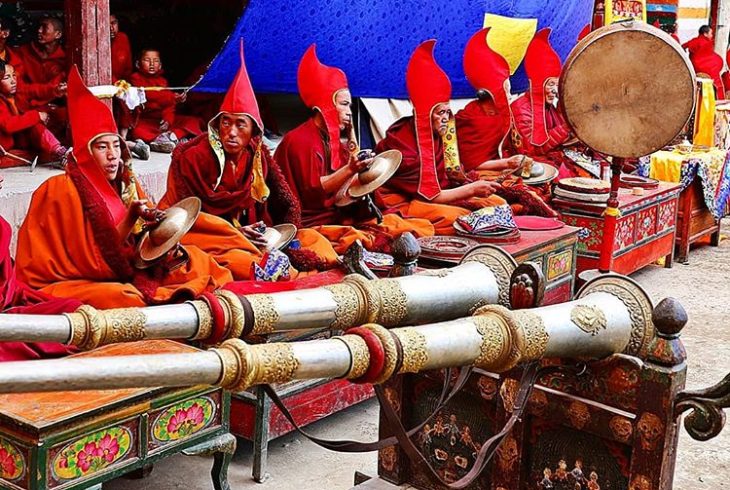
[0,274,657,394]
[0,246,517,349]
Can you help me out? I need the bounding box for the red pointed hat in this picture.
[524,28,562,147]
[67,66,129,224]
[406,40,452,200]
[578,24,591,42]
[463,28,511,114]
[297,45,349,170]
[218,39,263,131]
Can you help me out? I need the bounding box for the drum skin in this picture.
[560,22,696,158]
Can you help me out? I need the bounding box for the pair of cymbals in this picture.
[335,150,402,207]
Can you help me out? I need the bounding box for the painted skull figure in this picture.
[528,389,549,417]
[379,446,397,472]
[500,379,519,413]
[637,412,664,451]
[496,436,519,471]
[477,375,498,400]
[567,401,591,429]
[629,474,652,490]
[609,416,633,443]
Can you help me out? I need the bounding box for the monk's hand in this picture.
[349,154,372,173]
[467,180,499,198]
[54,82,67,98]
[38,112,50,125]
[505,155,525,171]
[129,200,165,226]
[175,92,187,103]
[240,221,269,248]
[159,120,170,132]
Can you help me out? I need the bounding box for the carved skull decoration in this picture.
[500,379,519,413]
[609,416,633,443]
[379,446,397,472]
[629,474,653,490]
[567,401,591,429]
[384,387,401,414]
[477,376,498,400]
[528,390,548,417]
[496,436,519,472]
[637,412,664,451]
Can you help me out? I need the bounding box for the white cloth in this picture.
[0,153,172,257]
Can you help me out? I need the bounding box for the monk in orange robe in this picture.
[0,215,79,361]
[456,28,556,216]
[15,67,234,308]
[506,29,595,181]
[161,43,339,272]
[275,45,434,253]
[376,41,505,236]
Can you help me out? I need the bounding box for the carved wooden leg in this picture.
[252,386,272,482]
[183,432,237,490]
[710,228,721,247]
[664,248,675,268]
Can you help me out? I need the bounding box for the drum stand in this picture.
[578,158,624,283]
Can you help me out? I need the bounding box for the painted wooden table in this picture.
[0,340,234,490]
[418,226,580,305]
[554,182,681,276]
[675,177,721,263]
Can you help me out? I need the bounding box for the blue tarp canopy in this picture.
[194,0,593,98]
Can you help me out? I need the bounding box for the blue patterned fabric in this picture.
[193,0,593,98]
[456,204,517,234]
[638,153,730,220]
[253,249,291,282]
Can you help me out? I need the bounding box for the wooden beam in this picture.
[64,0,111,86]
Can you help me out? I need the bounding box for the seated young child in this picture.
[125,48,203,153]
[0,60,66,168]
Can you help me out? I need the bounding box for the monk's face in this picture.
[334,89,352,131]
[139,50,162,76]
[545,77,559,105]
[110,15,119,40]
[90,135,123,181]
[219,113,254,157]
[0,64,17,97]
[431,103,452,137]
[37,19,62,45]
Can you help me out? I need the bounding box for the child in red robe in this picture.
[125,48,203,153]
[0,60,66,168]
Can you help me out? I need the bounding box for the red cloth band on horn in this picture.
[200,291,227,345]
[347,326,386,384]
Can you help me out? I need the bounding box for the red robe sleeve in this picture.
[0,102,41,135]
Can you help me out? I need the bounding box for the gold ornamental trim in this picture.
[475,304,525,372]
[361,323,398,384]
[512,310,550,360]
[570,304,608,336]
[394,327,429,374]
[247,294,280,335]
[64,305,146,350]
[324,283,365,330]
[343,274,379,324]
[188,300,213,341]
[334,335,370,379]
[216,339,299,392]
[214,340,247,391]
[216,290,245,340]
[373,279,409,327]
[472,315,510,371]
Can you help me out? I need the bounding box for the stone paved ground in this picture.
[106,222,730,489]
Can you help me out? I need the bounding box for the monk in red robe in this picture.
[455,28,556,217]
[683,26,726,98]
[15,17,67,114]
[506,29,595,181]
[0,215,79,361]
[376,41,506,235]
[16,67,235,308]
[275,45,434,253]
[0,61,67,168]
[125,49,203,153]
[161,43,340,272]
[0,16,23,79]
[110,14,132,83]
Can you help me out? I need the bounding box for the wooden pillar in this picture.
[713,0,730,56]
[64,0,111,86]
